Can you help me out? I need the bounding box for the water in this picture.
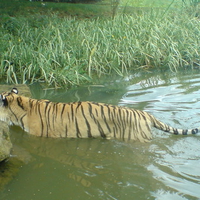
[1,69,200,200]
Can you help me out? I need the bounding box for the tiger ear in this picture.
[11,88,18,94]
[1,95,6,101]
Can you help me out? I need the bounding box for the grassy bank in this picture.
[0,1,200,87]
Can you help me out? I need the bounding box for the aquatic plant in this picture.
[0,4,199,87]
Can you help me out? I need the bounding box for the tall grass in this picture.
[0,8,199,87]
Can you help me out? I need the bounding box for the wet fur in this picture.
[0,88,198,142]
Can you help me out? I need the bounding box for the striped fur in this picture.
[0,88,199,142]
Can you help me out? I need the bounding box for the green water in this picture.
[1,69,200,200]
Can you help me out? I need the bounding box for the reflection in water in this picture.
[1,69,200,199]
[6,131,155,200]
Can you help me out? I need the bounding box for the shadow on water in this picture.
[1,69,200,200]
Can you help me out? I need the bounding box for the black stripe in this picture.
[17,97,24,110]
[96,120,106,138]
[92,102,100,106]
[3,94,14,107]
[122,109,127,138]
[76,102,82,112]
[141,112,151,132]
[131,110,139,139]
[192,128,198,134]
[8,107,19,124]
[29,99,34,112]
[127,110,132,140]
[117,108,125,139]
[20,114,27,130]
[153,115,169,132]
[88,103,106,138]
[110,107,118,138]
[75,117,81,138]
[44,101,50,136]
[61,103,66,118]
[55,103,59,119]
[100,105,111,132]
[118,109,125,139]
[67,112,71,123]
[46,103,52,133]
[52,104,57,130]
[81,105,92,137]
[44,101,50,112]
[140,112,152,139]
[182,129,188,135]
[107,105,112,119]
[173,128,179,135]
[95,108,98,117]
[71,104,74,122]
[37,103,44,137]
[52,103,57,113]
[112,107,121,138]
[136,112,146,139]
[88,103,93,116]
[9,106,27,131]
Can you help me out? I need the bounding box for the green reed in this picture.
[0,9,199,87]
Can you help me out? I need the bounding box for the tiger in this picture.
[0,88,199,142]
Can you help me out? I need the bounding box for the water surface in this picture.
[1,69,200,200]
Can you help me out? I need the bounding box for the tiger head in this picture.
[0,88,28,126]
[0,88,18,107]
